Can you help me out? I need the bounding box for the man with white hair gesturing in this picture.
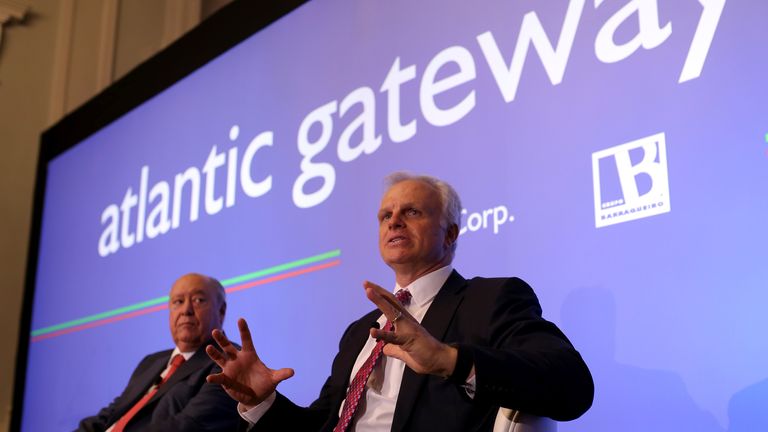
[207,172,594,431]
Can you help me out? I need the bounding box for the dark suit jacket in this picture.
[250,271,594,431]
[76,343,239,432]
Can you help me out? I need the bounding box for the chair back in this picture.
[493,408,557,432]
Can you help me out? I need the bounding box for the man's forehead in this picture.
[169,275,214,296]
[381,180,440,203]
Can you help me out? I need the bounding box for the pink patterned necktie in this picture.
[333,289,412,432]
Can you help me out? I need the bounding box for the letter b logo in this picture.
[592,133,671,228]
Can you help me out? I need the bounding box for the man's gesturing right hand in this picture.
[206,318,295,409]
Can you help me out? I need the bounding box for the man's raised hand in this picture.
[206,318,294,408]
[364,281,457,378]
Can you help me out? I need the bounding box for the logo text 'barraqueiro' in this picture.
[591,132,671,228]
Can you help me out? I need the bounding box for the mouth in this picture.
[387,235,408,245]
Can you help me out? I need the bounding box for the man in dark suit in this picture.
[77,273,239,431]
[206,173,594,431]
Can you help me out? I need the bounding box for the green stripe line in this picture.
[31,297,169,337]
[31,249,341,337]
[220,249,340,285]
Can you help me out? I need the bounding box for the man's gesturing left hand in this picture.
[364,280,458,378]
[206,318,294,409]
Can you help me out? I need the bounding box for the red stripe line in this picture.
[225,260,341,294]
[31,304,169,343]
[31,259,341,343]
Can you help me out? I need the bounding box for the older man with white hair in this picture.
[77,273,239,432]
[207,172,594,431]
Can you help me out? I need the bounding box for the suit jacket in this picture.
[250,271,594,431]
[76,342,239,432]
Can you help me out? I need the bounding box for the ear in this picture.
[219,302,227,320]
[444,223,459,248]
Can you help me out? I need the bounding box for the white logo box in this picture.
[592,132,671,228]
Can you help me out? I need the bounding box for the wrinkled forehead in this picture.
[169,275,216,298]
[380,180,442,209]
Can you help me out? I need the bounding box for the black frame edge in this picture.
[10,0,308,429]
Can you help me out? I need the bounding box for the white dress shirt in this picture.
[241,265,453,431]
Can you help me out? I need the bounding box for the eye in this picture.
[193,297,207,305]
[406,208,420,217]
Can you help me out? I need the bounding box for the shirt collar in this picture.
[171,347,196,365]
[395,265,453,308]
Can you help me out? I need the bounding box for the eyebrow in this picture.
[380,201,422,214]
[170,290,209,299]
[380,201,418,210]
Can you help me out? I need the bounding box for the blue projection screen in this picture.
[17,0,768,430]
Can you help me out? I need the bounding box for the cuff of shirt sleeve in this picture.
[462,369,477,399]
[239,391,277,425]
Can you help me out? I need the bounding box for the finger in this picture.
[365,280,412,315]
[272,367,295,384]
[381,343,406,361]
[207,374,258,403]
[363,281,413,322]
[238,318,256,352]
[370,328,407,345]
[206,371,229,386]
[212,328,239,360]
[205,344,227,367]
[209,373,247,393]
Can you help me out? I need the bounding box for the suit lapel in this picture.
[391,270,467,432]
[150,345,209,403]
[111,351,170,422]
[336,310,382,401]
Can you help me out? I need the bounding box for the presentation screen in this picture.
[17,0,767,430]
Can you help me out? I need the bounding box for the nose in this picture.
[180,299,194,315]
[388,212,405,229]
